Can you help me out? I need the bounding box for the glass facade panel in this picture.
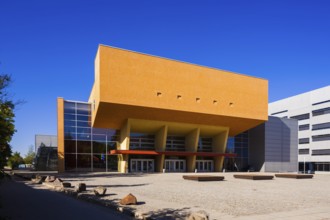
[224,131,249,171]
[77,115,89,121]
[64,127,76,135]
[76,127,91,134]
[63,100,118,172]
[93,154,106,171]
[76,141,91,153]
[93,141,107,154]
[64,140,76,153]
[77,154,92,171]
[64,114,76,121]
[107,155,118,171]
[65,154,76,171]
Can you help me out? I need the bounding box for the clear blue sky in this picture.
[1,0,330,156]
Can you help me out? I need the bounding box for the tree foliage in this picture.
[24,145,36,164]
[7,151,24,169]
[0,74,16,169]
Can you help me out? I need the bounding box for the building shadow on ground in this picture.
[143,207,191,219]
[87,183,149,188]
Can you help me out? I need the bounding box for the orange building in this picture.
[57,45,268,173]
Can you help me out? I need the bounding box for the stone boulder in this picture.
[75,183,86,192]
[31,177,43,184]
[51,178,64,186]
[120,193,137,205]
[31,174,45,184]
[187,210,209,220]
[44,175,56,182]
[61,182,71,188]
[93,186,107,196]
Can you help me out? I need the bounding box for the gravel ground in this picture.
[57,172,330,220]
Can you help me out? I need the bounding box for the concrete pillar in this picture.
[118,120,130,173]
[185,128,200,172]
[212,129,229,172]
[155,125,167,172]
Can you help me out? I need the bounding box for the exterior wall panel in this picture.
[90,45,268,136]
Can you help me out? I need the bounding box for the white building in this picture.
[269,85,330,173]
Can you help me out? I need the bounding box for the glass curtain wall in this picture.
[224,131,249,171]
[64,101,118,172]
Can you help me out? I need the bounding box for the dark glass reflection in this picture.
[64,140,76,153]
[77,141,91,153]
[77,154,91,170]
[65,154,76,170]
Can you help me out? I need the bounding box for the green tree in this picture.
[24,145,36,164]
[7,152,24,169]
[0,74,16,169]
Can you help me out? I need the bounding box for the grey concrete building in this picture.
[249,117,298,172]
[269,85,330,173]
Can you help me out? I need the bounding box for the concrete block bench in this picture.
[275,173,314,179]
[233,174,274,180]
[183,175,225,181]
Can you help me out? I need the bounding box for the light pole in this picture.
[303,156,306,174]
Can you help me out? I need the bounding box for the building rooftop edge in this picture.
[98,44,268,81]
[269,85,330,105]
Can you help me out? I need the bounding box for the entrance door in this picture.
[196,160,214,172]
[164,159,186,172]
[130,159,154,173]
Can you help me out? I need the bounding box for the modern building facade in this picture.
[57,45,269,173]
[269,86,330,173]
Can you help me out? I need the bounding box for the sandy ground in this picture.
[54,172,330,220]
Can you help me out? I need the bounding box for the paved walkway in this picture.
[0,175,132,220]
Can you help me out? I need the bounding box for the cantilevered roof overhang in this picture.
[89,45,268,136]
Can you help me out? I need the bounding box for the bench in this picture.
[182,175,225,181]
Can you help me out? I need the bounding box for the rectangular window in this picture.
[312,149,330,156]
[299,124,310,131]
[166,136,185,151]
[312,134,330,142]
[271,110,288,116]
[299,148,309,155]
[290,113,310,120]
[312,107,330,116]
[130,133,155,150]
[197,137,212,152]
[312,122,330,131]
[312,100,330,106]
[299,138,309,144]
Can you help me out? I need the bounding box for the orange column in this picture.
[57,98,65,172]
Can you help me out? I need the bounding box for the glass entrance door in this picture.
[130,159,154,173]
[164,159,186,172]
[196,160,214,172]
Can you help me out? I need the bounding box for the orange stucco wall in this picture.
[57,97,65,172]
[90,45,268,136]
